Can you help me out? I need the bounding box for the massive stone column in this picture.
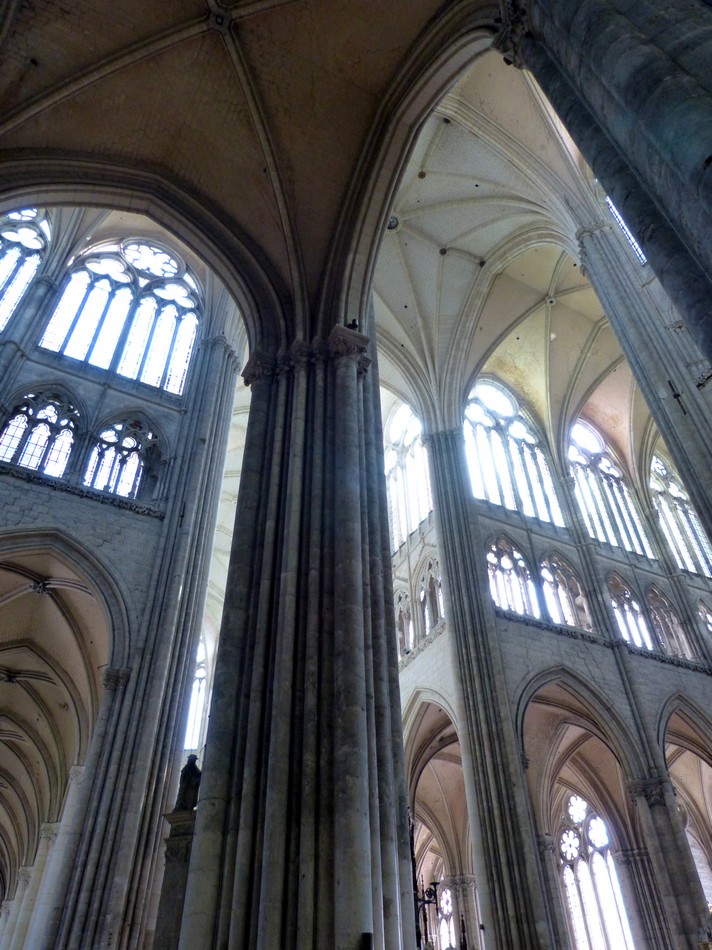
[498,0,712,365]
[179,327,414,950]
[424,427,552,948]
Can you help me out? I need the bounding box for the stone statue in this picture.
[174,754,201,811]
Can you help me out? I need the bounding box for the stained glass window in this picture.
[487,536,540,619]
[559,794,635,949]
[608,574,654,651]
[569,422,654,558]
[183,637,208,753]
[464,381,564,526]
[0,207,49,333]
[83,417,160,499]
[0,390,77,477]
[385,402,432,550]
[39,241,199,394]
[540,554,593,631]
[418,558,444,634]
[646,586,693,659]
[650,455,712,578]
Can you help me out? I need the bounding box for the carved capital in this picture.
[491,0,532,68]
[628,777,668,807]
[537,834,556,857]
[102,667,131,691]
[328,325,370,366]
[242,349,277,386]
[18,868,31,886]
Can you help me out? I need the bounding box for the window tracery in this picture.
[83,416,161,500]
[698,600,712,638]
[487,536,540,618]
[559,794,635,949]
[385,402,432,550]
[0,390,78,478]
[646,586,693,659]
[438,887,457,950]
[395,589,414,655]
[650,455,712,578]
[39,240,199,394]
[464,380,564,526]
[0,207,49,333]
[607,573,654,651]
[540,554,593,631]
[418,558,444,633]
[569,421,653,558]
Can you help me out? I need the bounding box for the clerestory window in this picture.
[464,380,564,526]
[83,416,161,500]
[183,636,208,753]
[569,421,653,558]
[650,455,712,578]
[487,536,540,619]
[0,207,49,333]
[540,553,593,632]
[385,402,432,550]
[0,390,78,478]
[39,241,199,394]
[559,794,635,949]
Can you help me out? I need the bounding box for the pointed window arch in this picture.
[395,589,414,655]
[698,600,712,638]
[559,794,635,949]
[183,636,208,754]
[646,586,693,659]
[540,553,593,631]
[83,416,161,500]
[438,887,457,950]
[569,421,654,558]
[39,240,200,394]
[464,380,564,526]
[384,402,432,550]
[0,390,78,478]
[608,573,654,651]
[0,207,49,333]
[486,536,540,618]
[418,558,444,634]
[650,455,712,578]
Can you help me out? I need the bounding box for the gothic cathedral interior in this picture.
[1,2,712,948]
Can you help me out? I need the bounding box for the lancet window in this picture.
[698,601,712,638]
[559,794,635,949]
[569,421,654,558]
[464,380,564,526]
[39,241,200,395]
[605,196,647,265]
[608,573,654,651]
[0,390,78,478]
[540,554,593,631]
[438,887,457,950]
[385,402,432,550]
[395,589,414,655]
[487,536,540,619]
[646,586,693,659]
[650,455,712,578]
[83,416,161,500]
[183,636,208,753]
[0,207,49,333]
[418,559,444,633]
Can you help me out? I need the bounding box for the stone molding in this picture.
[442,873,477,889]
[102,667,132,691]
[242,349,277,386]
[612,848,649,867]
[0,462,165,518]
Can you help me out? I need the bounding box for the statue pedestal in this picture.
[153,810,196,950]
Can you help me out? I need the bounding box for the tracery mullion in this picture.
[79,280,118,361]
[586,465,616,544]
[679,505,712,576]
[479,424,501,505]
[54,274,95,352]
[496,422,520,510]
[135,297,170,383]
[515,438,539,517]
[157,309,183,390]
[601,475,635,551]
[532,446,557,523]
